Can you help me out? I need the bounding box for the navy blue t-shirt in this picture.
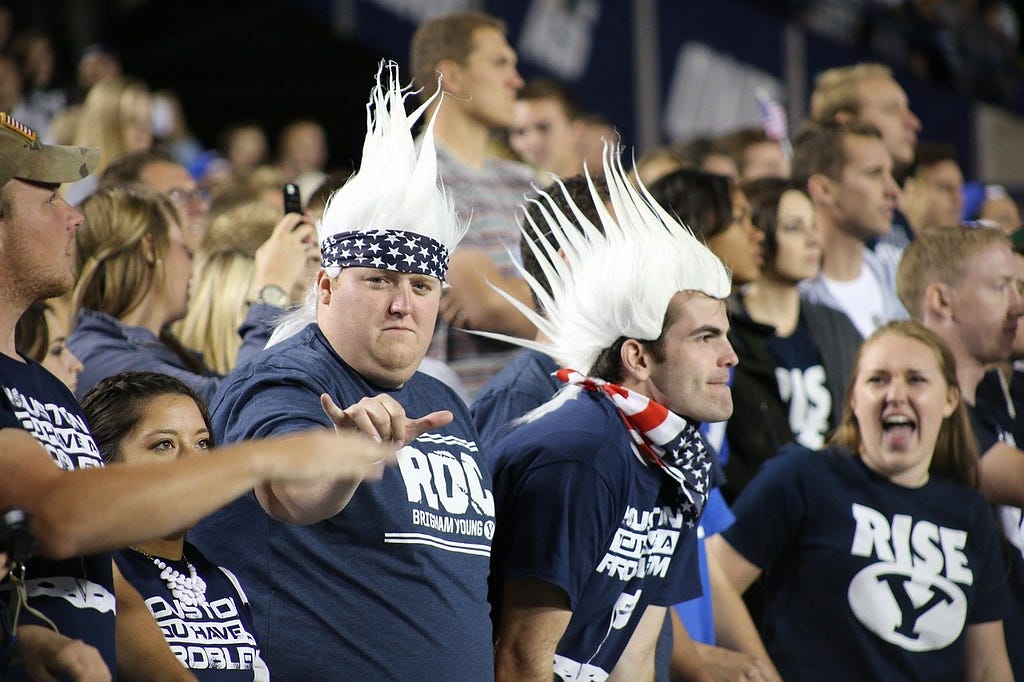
[723,446,1008,681]
[114,542,267,679]
[766,314,831,449]
[191,324,494,681]
[0,353,116,678]
[489,390,700,680]
[965,402,1024,679]
[471,348,559,453]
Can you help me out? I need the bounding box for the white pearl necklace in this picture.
[130,546,208,607]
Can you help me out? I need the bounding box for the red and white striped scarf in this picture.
[556,368,711,529]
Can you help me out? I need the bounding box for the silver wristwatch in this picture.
[254,284,289,308]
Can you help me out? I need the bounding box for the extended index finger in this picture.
[403,410,454,444]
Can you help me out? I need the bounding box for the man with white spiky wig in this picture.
[482,145,740,681]
[190,62,496,680]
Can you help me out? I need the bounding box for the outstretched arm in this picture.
[0,426,388,559]
[256,393,451,524]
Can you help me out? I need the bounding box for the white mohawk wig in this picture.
[318,60,465,281]
[474,144,732,374]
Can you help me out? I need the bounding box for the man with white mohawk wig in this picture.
[191,62,496,680]
[485,144,739,681]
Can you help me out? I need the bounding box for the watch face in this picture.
[259,285,288,307]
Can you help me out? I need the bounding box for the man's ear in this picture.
[620,338,652,383]
[806,173,834,207]
[316,270,333,305]
[924,281,954,321]
[435,59,463,97]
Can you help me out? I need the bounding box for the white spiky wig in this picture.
[269,61,463,347]
[474,145,732,374]
[318,60,465,281]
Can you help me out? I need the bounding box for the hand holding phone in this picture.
[283,183,302,215]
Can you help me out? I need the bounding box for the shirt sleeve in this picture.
[214,364,333,444]
[652,524,700,606]
[720,449,810,570]
[235,304,278,368]
[472,388,536,453]
[497,457,619,610]
[966,494,1011,625]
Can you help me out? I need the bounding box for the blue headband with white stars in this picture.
[321,229,451,280]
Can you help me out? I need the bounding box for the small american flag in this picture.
[755,87,792,158]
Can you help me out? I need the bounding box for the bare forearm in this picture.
[114,566,196,681]
[495,579,572,682]
[495,643,559,682]
[445,251,537,337]
[3,429,270,559]
[978,443,1024,507]
[256,477,364,524]
[670,609,712,682]
[30,456,263,559]
[14,625,111,682]
[709,556,771,661]
[2,422,388,559]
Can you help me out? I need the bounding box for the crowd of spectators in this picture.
[758,0,1024,109]
[0,3,1023,681]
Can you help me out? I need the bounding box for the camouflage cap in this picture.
[0,113,99,187]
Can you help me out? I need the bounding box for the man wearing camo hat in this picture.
[0,113,389,680]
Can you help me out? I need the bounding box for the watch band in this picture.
[254,284,288,308]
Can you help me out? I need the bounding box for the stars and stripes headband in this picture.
[321,229,450,280]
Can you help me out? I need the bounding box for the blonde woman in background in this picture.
[178,201,317,374]
[67,187,313,402]
[63,75,152,204]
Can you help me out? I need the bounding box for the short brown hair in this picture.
[896,226,1010,320]
[517,77,581,120]
[809,63,892,125]
[410,11,506,102]
[98,149,176,190]
[791,121,882,188]
[720,127,770,175]
[520,174,610,305]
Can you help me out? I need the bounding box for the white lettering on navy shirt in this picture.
[848,503,972,651]
[596,505,683,581]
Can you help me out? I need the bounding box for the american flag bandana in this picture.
[321,229,450,280]
[556,368,711,529]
